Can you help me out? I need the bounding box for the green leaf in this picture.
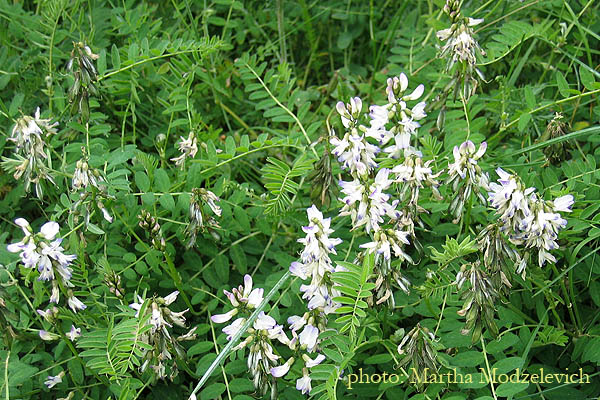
[87,223,105,235]
[579,65,596,91]
[495,382,528,397]
[154,168,171,192]
[451,351,484,367]
[111,44,121,70]
[337,31,353,49]
[215,254,229,283]
[556,71,569,97]
[524,86,535,109]
[491,357,524,374]
[230,245,247,274]
[200,383,226,400]
[159,193,175,211]
[135,171,151,192]
[188,341,214,357]
[225,136,236,156]
[518,112,531,132]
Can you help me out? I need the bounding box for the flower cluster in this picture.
[437,0,486,99]
[446,140,489,221]
[329,74,437,305]
[71,151,114,225]
[368,74,427,158]
[338,168,400,233]
[1,107,57,198]
[212,266,328,396]
[185,188,222,248]
[393,150,442,207]
[171,131,198,168]
[331,98,379,177]
[488,168,573,274]
[130,291,196,380]
[211,276,288,395]
[7,218,85,312]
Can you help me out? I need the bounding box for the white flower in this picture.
[270,357,294,377]
[339,169,400,233]
[211,309,238,324]
[303,353,326,368]
[171,131,198,168]
[44,371,65,389]
[39,330,59,341]
[254,311,277,330]
[67,325,81,341]
[67,295,86,312]
[288,315,307,332]
[163,291,179,305]
[330,128,379,177]
[299,324,319,352]
[336,97,362,129]
[360,229,411,262]
[222,317,246,340]
[553,195,574,213]
[296,370,312,394]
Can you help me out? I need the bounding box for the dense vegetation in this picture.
[1,0,600,399]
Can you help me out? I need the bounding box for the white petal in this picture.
[40,222,60,240]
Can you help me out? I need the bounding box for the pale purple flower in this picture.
[67,295,86,312]
[67,325,81,341]
[44,371,65,389]
[299,324,319,352]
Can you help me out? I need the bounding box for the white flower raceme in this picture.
[7,218,78,309]
[171,131,198,168]
[72,157,103,190]
[210,274,264,334]
[290,206,342,293]
[129,291,194,379]
[447,140,488,187]
[488,169,574,274]
[446,141,490,218]
[186,187,222,247]
[365,73,427,158]
[336,97,362,129]
[5,107,57,197]
[330,127,379,178]
[488,168,534,234]
[338,168,401,233]
[130,291,188,333]
[436,0,485,99]
[360,228,412,264]
[437,17,485,71]
[514,193,573,269]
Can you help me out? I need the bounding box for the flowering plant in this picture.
[1,1,598,400]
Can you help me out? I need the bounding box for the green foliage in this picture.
[78,306,153,379]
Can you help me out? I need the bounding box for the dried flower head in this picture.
[456,261,499,343]
[138,210,166,251]
[67,42,99,122]
[396,324,441,390]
